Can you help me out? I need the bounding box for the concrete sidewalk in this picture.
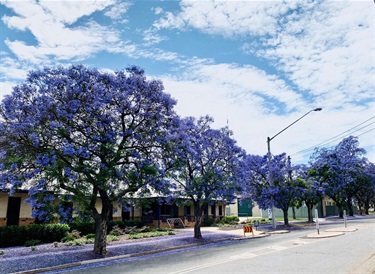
[4,222,359,274]
[3,226,268,274]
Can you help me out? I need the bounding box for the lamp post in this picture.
[267,108,322,229]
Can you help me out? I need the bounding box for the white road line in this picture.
[168,238,316,274]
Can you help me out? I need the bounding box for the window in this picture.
[211,205,215,215]
[218,205,223,216]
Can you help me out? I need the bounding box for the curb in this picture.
[325,227,357,232]
[306,226,358,239]
[264,230,290,234]
[13,234,269,274]
[306,231,345,238]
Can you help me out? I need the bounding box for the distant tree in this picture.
[0,65,178,256]
[164,116,244,238]
[354,161,375,215]
[310,136,367,217]
[242,153,302,226]
[294,164,323,222]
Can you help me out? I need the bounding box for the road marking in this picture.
[270,245,289,251]
[168,238,316,274]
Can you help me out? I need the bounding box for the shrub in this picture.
[24,239,41,247]
[73,238,87,246]
[138,226,151,233]
[109,225,123,236]
[108,219,142,231]
[0,250,4,255]
[127,230,175,240]
[0,224,69,248]
[68,230,81,239]
[106,235,119,242]
[202,217,215,226]
[220,216,239,225]
[85,233,95,239]
[68,221,95,235]
[85,238,95,244]
[30,246,37,251]
[61,235,75,243]
[53,242,59,248]
[64,238,87,246]
[64,241,75,246]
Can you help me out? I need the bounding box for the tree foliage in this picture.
[241,153,306,226]
[293,164,323,222]
[309,136,368,217]
[0,65,178,255]
[164,116,244,238]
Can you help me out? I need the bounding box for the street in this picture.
[61,218,375,274]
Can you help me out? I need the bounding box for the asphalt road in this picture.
[60,218,375,274]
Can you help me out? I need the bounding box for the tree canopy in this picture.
[309,136,369,217]
[164,116,244,238]
[0,64,373,250]
[0,65,178,255]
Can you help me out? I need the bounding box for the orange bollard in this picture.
[243,225,254,237]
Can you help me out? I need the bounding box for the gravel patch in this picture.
[0,229,240,274]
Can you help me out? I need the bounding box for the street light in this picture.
[267,108,322,229]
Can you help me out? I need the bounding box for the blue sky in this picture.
[0,0,374,164]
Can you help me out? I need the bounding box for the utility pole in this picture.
[267,108,322,229]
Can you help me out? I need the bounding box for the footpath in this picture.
[0,219,358,274]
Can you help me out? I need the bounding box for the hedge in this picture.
[0,224,70,247]
[0,219,144,247]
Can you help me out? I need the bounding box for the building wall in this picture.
[0,193,8,226]
[0,192,227,228]
[18,193,34,226]
[0,192,35,226]
[251,204,262,218]
[225,199,239,216]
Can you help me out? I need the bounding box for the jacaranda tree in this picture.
[0,65,178,255]
[353,161,375,215]
[293,164,323,222]
[242,153,303,226]
[164,116,244,238]
[310,136,367,217]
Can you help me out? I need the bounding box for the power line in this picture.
[311,117,374,147]
[356,127,375,138]
[290,116,375,159]
[291,125,374,161]
[291,127,374,163]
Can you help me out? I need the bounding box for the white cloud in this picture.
[177,63,305,112]
[153,7,163,15]
[40,0,113,24]
[155,0,374,113]
[104,1,131,22]
[143,28,167,46]
[0,55,30,80]
[0,81,17,101]
[1,0,122,63]
[161,61,374,163]
[161,62,308,156]
[154,1,299,37]
[260,1,374,109]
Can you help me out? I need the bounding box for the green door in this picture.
[237,198,252,217]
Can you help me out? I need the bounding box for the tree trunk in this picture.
[92,190,111,256]
[194,202,203,239]
[346,199,354,216]
[292,207,296,219]
[364,200,370,215]
[93,213,108,256]
[337,204,344,218]
[357,200,363,215]
[307,203,313,223]
[283,208,289,226]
